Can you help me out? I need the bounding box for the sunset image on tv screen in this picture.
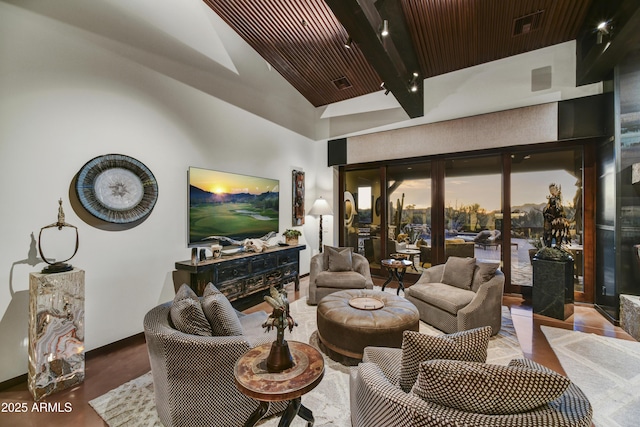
[188,167,279,246]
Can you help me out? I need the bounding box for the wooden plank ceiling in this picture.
[202,0,594,117]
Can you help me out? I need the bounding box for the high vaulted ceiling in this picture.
[203,0,594,118]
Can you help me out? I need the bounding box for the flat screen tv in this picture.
[188,167,279,247]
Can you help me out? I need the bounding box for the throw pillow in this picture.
[412,359,571,415]
[202,282,222,295]
[440,256,476,290]
[326,246,353,272]
[170,284,213,336]
[201,285,244,336]
[323,245,353,269]
[476,262,500,283]
[398,326,491,393]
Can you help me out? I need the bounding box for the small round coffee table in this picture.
[381,258,413,294]
[234,341,324,427]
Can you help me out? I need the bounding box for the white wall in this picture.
[0,2,333,382]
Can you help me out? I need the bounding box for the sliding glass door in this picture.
[387,163,431,272]
[443,156,503,264]
[510,149,584,293]
[343,168,382,270]
[340,143,591,301]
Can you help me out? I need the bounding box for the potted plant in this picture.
[283,229,302,245]
[528,235,544,263]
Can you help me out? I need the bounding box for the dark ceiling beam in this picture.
[324,0,424,118]
[576,0,640,85]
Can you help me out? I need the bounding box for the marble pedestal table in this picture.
[28,269,85,401]
[620,294,640,341]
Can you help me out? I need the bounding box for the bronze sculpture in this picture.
[262,286,297,372]
[38,199,79,273]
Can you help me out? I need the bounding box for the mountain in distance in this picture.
[189,185,278,205]
[511,202,545,213]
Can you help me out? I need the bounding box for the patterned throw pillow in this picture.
[412,359,571,415]
[170,284,213,336]
[326,246,353,272]
[201,284,244,336]
[440,256,477,290]
[399,326,491,392]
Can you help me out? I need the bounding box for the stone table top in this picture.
[381,259,413,268]
[234,341,324,402]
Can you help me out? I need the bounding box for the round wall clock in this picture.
[76,154,158,224]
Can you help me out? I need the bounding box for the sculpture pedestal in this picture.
[28,269,85,401]
[532,258,574,320]
[620,294,640,341]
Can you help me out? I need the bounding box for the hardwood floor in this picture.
[0,276,634,426]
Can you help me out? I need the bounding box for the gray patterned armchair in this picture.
[143,302,286,427]
[350,346,593,427]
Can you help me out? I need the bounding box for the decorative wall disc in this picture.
[76,154,158,223]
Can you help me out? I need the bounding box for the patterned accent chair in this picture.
[307,247,374,305]
[144,301,286,427]
[350,346,593,427]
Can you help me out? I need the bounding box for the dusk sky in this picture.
[189,167,279,195]
[389,170,579,212]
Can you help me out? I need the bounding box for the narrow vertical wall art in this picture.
[292,170,305,226]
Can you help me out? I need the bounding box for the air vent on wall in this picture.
[513,10,544,36]
[332,76,353,90]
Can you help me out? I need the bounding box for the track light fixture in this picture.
[381,20,389,37]
[596,20,611,45]
[380,82,390,95]
[409,72,419,92]
[344,36,353,49]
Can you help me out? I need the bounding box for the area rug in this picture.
[541,326,640,427]
[90,295,522,427]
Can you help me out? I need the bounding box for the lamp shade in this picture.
[308,197,333,216]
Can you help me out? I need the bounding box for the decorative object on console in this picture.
[211,244,222,259]
[243,238,269,252]
[308,197,333,252]
[76,154,158,224]
[38,199,79,274]
[262,286,298,372]
[28,268,85,400]
[292,169,305,226]
[283,228,302,245]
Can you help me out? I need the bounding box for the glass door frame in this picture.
[339,140,596,303]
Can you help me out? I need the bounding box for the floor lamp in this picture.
[308,197,333,253]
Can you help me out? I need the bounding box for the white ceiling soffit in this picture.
[320,90,403,119]
[108,0,238,74]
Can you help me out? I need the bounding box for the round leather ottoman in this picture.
[316,289,419,360]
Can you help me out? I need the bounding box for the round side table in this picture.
[381,258,413,295]
[234,341,324,427]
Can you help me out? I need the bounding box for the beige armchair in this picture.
[308,250,374,305]
[406,259,504,335]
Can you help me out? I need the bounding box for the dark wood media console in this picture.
[174,245,305,300]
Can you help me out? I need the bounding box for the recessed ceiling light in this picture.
[381,20,389,37]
